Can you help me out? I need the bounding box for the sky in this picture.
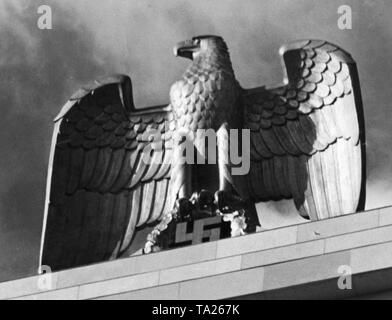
[0,0,391,282]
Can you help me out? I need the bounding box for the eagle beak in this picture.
[174,39,199,60]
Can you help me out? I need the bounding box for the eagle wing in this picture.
[242,40,366,220]
[40,75,175,271]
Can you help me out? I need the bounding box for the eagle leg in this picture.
[216,122,234,192]
[215,122,240,212]
[167,129,196,225]
[215,123,260,232]
[170,129,194,200]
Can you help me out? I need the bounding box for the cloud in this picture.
[0,0,105,281]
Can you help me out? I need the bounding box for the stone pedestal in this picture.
[1,206,392,300]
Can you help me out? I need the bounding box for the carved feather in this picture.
[40,75,175,271]
[242,40,366,220]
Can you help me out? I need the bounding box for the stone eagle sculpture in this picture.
[40,35,366,271]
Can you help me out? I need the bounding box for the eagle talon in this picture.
[175,197,194,222]
[214,190,246,214]
[196,190,216,212]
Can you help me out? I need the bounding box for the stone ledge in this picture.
[2,206,391,300]
[234,266,392,300]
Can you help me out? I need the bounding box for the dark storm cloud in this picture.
[0,0,391,281]
[0,0,106,281]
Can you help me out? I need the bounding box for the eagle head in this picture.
[174,35,228,61]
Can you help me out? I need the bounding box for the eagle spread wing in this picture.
[242,40,366,220]
[40,75,175,271]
